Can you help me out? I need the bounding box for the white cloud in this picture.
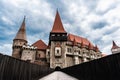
[96,0,116,13]
[62,0,120,55]
[0,44,12,55]
[1,16,15,25]
[0,0,54,55]
[0,0,120,56]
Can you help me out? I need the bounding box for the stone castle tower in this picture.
[12,17,27,59]
[12,11,102,69]
[111,41,120,54]
[49,11,68,68]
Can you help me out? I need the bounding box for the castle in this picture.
[12,11,102,69]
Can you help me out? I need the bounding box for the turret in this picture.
[12,16,27,58]
[49,11,67,68]
[111,41,120,54]
[49,10,67,43]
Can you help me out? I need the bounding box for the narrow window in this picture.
[57,50,59,53]
[38,54,41,58]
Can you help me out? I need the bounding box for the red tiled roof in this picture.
[73,38,77,46]
[68,34,82,43]
[81,41,85,48]
[47,45,50,49]
[68,34,94,47]
[51,11,66,33]
[111,41,119,49]
[32,40,47,50]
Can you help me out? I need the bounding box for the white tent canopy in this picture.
[39,71,78,80]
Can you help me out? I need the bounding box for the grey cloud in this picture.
[91,21,108,29]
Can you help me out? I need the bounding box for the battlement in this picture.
[22,45,37,50]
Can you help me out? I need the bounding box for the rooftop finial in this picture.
[56,8,59,12]
[88,43,93,50]
[95,45,99,52]
[23,15,26,22]
[113,40,116,46]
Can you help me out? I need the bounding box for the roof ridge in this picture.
[32,39,47,50]
[68,33,94,48]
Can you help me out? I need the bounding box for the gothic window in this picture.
[83,52,87,57]
[67,48,72,53]
[70,48,72,52]
[67,48,69,52]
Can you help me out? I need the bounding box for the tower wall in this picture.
[21,47,36,62]
[12,17,27,59]
[12,39,27,58]
[50,41,66,69]
[12,47,22,58]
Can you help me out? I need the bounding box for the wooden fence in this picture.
[0,53,53,80]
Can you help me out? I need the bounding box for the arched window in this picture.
[55,47,61,56]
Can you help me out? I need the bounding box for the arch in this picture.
[55,66,61,71]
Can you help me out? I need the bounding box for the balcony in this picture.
[50,36,67,41]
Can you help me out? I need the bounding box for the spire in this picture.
[111,41,119,49]
[94,45,99,52]
[51,10,66,33]
[81,40,85,48]
[73,38,77,46]
[88,43,93,50]
[14,16,27,41]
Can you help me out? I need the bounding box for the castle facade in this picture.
[12,11,102,69]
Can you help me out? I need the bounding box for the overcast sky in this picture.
[0,0,120,55]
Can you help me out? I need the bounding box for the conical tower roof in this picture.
[51,11,66,33]
[14,16,27,41]
[111,41,119,49]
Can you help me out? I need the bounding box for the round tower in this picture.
[12,17,27,58]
